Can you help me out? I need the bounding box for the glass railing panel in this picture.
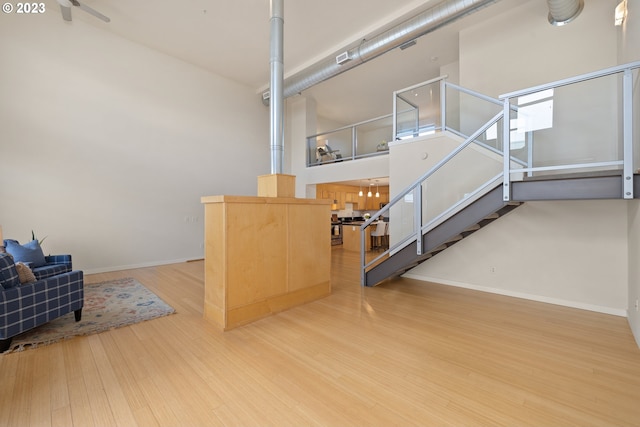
[307,128,352,166]
[355,115,393,157]
[395,95,419,139]
[507,73,622,177]
[445,86,503,151]
[307,115,395,166]
[388,186,420,252]
[395,80,441,140]
[420,135,504,228]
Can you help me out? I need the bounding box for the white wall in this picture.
[404,0,632,316]
[405,200,628,315]
[459,0,618,96]
[0,12,269,273]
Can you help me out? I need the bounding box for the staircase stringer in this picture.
[364,184,522,286]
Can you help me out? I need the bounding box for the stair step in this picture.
[484,213,500,220]
[419,253,433,261]
[464,224,481,232]
[446,234,463,244]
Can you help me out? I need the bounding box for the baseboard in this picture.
[402,273,628,317]
[83,258,193,275]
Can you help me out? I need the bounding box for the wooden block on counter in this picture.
[257,174,296,198]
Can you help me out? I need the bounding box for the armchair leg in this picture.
[0,337,12,353]
[74,308,82,322]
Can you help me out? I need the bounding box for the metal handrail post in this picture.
[415,186,423,256]
[360,224,366,286]
[527,131,534,178]
[392,90,398,140]
[352,126,357,161]
[441,78,447,132]
[502,99,511,201]
[623,68,634,199]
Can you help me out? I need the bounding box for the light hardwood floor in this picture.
[2,248,640,426]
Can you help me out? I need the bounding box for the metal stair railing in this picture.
[500,61,640,202]
[360,60,640,287]
[360,111,510,286]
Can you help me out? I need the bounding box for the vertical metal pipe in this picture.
[270,0,284,175]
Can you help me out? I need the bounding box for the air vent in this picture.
[335,52,351,65]
[261,90,270,106]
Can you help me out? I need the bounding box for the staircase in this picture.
[363,171,640,287]
[364,184,519,286]
[360,61,640,287]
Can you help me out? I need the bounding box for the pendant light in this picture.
[358,182,363,197]
[375,182,380,198]
[367,183,372,198]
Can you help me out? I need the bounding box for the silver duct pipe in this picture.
[269,0,284,175]
[547,0,583,26]
[262,0,499,101]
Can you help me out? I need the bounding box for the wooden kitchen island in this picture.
[201,193,332,330]
[341,222,372,252]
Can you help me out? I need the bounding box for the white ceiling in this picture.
[57,0,525,126]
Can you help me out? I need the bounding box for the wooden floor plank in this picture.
[87,334,139,427]
[9,350,35,427]
[1,248,639,426]
[28,345,54,427]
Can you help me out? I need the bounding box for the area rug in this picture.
[4,277,175,354]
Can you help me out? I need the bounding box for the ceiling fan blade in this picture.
[59,4,72,21]
[70,0,110,23]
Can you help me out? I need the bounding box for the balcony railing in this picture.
[306,114,393,166]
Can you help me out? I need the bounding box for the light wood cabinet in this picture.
[201,195,332,330]
[363,192,389,210]
[317,184,388,211]
[345,192,354,203]
[336,191,345,210]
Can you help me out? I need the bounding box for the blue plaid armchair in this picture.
[0,253,83,352]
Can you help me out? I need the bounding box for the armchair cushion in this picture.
[4,239,46,267]
[32,255,73,280]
